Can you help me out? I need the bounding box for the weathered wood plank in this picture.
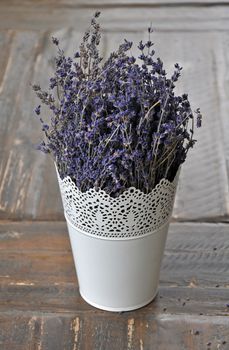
[0,222,228,287]
[213,32,229,215]
[162,222,229,286]
[0,31,14,89]
[0,221,228,295]
[0,312,228,350]
[0,221,228,320]
[2,0,229,5]
[0,28,107,221]
[0,29,86,221]
[0,30,58,220]
[0,221,70,252]
[0,6,229,31]
[0,282,229,316]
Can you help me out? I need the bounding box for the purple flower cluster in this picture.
[32,12,202,197]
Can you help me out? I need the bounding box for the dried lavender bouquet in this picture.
[33,12,202,198]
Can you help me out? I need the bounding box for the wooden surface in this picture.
[0,222,229,349]
[0,0,229,349]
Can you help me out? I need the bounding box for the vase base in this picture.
[79,289,158,312]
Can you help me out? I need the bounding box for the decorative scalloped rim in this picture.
[56,165,180,239]
[57,170,179,200]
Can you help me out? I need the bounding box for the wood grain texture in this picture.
[0,29,104,221]
[162,222,229,286]
[0,213,229,291]
[1,283,229,315]
[213,32,229,215]
[2,0,229,5]
[0,30,76,221]
[0,221,228,315]
[0,5,229,31]
[0,312,229,350]
[0,221,227,288]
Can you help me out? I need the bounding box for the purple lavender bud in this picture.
[32,84,41,92]
[129,56,136,64]
[150,49,155,56]
[49,77,57,89]
[52,37,59,46]
[195,108,202,128]
[146,40,153,48]
[139,53,145,60]
[31,12,202,197]
[148,25,153,33]
[34,105,41,115]
[138,41,145,51]
[182,93,188,100]
[35,141,50,154]
[174,63,182,70]
[42,124,49,131]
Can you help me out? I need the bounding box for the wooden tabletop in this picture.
[0,1,229,349]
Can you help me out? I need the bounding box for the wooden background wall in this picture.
[0,0,229,223]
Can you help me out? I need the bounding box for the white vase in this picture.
[56,167,179,312]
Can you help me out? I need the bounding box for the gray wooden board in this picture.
[0,220,229,349]
[2,0,229,5]
[0,5,229,31]
[0,220,228,289]
[1,283,229,315]
[0,312,229,350]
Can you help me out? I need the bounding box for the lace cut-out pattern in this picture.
[57,171,179,238]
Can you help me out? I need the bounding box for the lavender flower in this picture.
[52,37,59,46]
[32,12,202,197]
[34,105,41,115]
[195,108,202,128]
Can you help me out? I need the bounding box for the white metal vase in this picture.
[56,168,179,312]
